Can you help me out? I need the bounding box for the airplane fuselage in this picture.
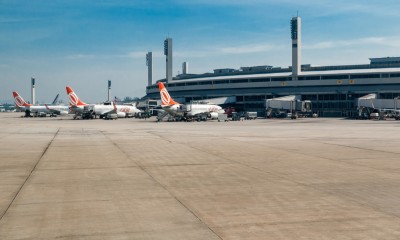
[163,103,224,118]
[19,105,69,115]
[186,104,224,117]
[71,103,141,118]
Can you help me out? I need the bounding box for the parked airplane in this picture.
[12,91,69,117]
[157,82,224,121]
[66,86,141,119]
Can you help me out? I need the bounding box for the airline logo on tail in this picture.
[12,92,31,107]
[158,82,178,107]
[66,86,87,106]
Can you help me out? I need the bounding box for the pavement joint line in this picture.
[225,136,400,175]
[33,166,140,171]
[45,227,204,240]
[318,141,400,155]
[304,141,400,174]
[142,162,233,168]
[101,130,224,240]
[214,216,390,228]
[23,163,230,171]
[147,131,389,229]
[0,128,60,223]
[0,127,26,140]
[144,131,173,143]
[15,199,111,206]
[186,137,400,222]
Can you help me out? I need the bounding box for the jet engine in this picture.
[60,111,69,116]
[209,112,218,119]
[117,112,126,118]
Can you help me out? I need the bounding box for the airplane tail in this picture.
[158,82,178,107]
[51,94,59,105]
[12,91,31,107]
[66,86,87,106]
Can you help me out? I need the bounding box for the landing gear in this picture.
[24,109,32,117]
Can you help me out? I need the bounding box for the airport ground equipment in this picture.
[357,94,400,120]
[230,112,244,121]
[244,112,257,120]
[136,111,152,119]
[24,109,32,117]
[156,110,172,121]
[37,112,47,117]
[218,113,229,122]
[265,95,312,119]
[81,105,95,120]
[23,111,46,117]
[104,112,118,120]
[156,110,184,122]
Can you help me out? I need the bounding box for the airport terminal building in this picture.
[144,17,400,117]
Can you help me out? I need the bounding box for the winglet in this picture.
[12,91,31,107]
[158,82,178,107]
[66,86,87,106]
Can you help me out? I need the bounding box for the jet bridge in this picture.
[357,94,400,120]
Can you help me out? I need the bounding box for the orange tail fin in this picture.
[66,86,87,106]
[158,82,178,107]
[12,91,31,107]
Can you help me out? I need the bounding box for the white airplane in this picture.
[12,91,69,117]
[66,86,141,119]
[157,82,224,121]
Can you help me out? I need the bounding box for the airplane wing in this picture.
[69,104,81,113]
[45,104,60,115]
[192,112,210,118]
[102,102,117,115]
[45,104,68,115]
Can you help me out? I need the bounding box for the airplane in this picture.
[66,86,142,119]
[157,82,224,121]
[12,91,69,117]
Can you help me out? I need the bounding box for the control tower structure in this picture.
[146,52,153,86]
[164,38,173,83]
[291,16,301,80]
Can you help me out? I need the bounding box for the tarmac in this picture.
[1,112,400,239]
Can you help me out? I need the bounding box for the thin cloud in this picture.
[220,43,283,54]
[65,52,165,60]
[146,44,285,59]
[0,17,41,24]
[174,0,274,5]
[125,51,164,59]
[65,54,95,60]
[177,0,400,17]
[304,36,400,50]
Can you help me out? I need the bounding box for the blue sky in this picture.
[1,0,400,103]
